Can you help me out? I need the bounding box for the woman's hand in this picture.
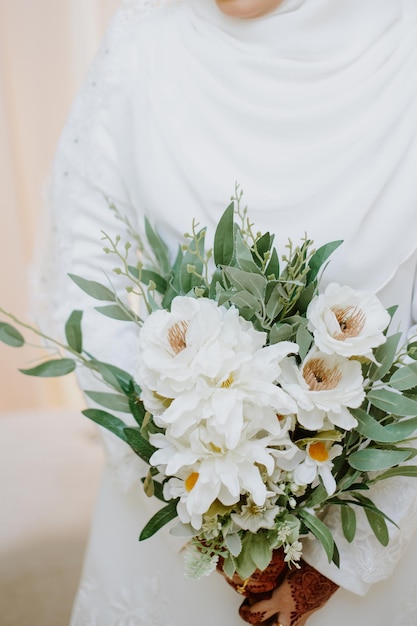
[238,561,339,626]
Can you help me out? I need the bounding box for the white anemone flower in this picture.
[231,496,281,532]
[150,423,280,526]
[138,296,274,415]
[293,441,343,495]
[279,348,364,431]
[307,283,390,359]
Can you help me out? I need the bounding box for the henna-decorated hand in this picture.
[238,561,339,626]
[218,549,287,597]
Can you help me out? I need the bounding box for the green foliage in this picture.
[0,322,24,347]
[139,499,179,540]
[68,274,116,302]
[298,509,335,564]
[65,310,83,353]
[20,358,76,377]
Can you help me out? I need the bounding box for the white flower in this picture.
[231,496,281,533]
[307,283,390,359]
[279,348,364,431]
[138,296,296,417]
[293,441,343,495]
[284,540,303,566]
[151,423,280,529]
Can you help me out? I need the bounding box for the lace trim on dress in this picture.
[70,575,178,626]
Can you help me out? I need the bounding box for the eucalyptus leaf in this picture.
[144,217,171,276]
[250,534,273,572]
[265,247,279,279]
[95,304,136,321]
[124,427,156,463]
[82,408,128,442]
[340,505,356,543]
[223,266,267,301]
[161,247,183,309]
[390,362,417,391]
[306,240,343,284]
[369,465,417,483]
[364,508,389,546]
[89,361,133,394]
[369,333,402,382]
[298,509,334,563]
[367,388,417,417]
[140,269,168,294]
[139,499,179,540]
[68,274,116,302]
[65,310,83,353]
[269,323,293,345]
[84,390,131,413]
[229,291,261,314]
[20,358,76,378]
[296,323,313,361]
[351,407,417,443]
[0,322,24,347]
[213,203,235,267]
[349,448,411,472]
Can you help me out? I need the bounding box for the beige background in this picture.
[0,0,120,411]
[0,2,121,624]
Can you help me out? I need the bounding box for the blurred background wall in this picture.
[0,2,121,624]
[0,0,120,411]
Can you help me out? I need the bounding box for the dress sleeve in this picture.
[31,6,147,489]
[302,261,417,595]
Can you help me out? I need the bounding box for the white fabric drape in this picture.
[0,0,120,410]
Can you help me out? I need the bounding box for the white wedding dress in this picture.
[33,0,417,624]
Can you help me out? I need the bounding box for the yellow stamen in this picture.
[185,472,199,492]
[221,373,234,388]
[168,320,188,354]
[303,358,342,391]
[309,441,329,463]
[209,443,222,454]
[332,305,366,341]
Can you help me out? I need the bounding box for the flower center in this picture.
[308,441,329,463]
[168,320,188,354]
[185,472,199,492]
[332,305,366,340]
[303,358,342,391]
[221,373,234,388]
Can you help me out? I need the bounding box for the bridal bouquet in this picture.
[2,191,417,586]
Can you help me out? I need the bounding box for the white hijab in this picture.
[128,0,417,293]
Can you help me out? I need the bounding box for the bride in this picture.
[36,0,417,624]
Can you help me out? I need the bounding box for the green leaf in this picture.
[144,217,171,275]
[229,291,261,314]
[298,509,334,563]
[20,358,76,377]
[364,508,389,546]
[161,247,183,309]
[68,274,116,302]
[65,310,83,353]
[265,247,279,279]
[351,407,417,443]
[296,323,313,361]
[124,427,156,463]
[341,505,356,543]
[367,388,417,417]
[225,533,243,558]
[213,202,235,267]
[269,323,293,345]
[407,341,417,361]
[369,465,417,483]
[139,269,168,294]
[369,333,402,382]
[306,240,343,284]
[223,266,267,301]
[0,322,24,347]
[89,361,133,394]
[390,362,417,391]
[349,448,411,472]
[84,390,131,413]
[95,304,136,321]
[82,408,128,442]
[250,533,273,572]
[141,477,166,502]
[139,499,179,540]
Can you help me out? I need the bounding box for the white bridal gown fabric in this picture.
[33,0,417,624]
